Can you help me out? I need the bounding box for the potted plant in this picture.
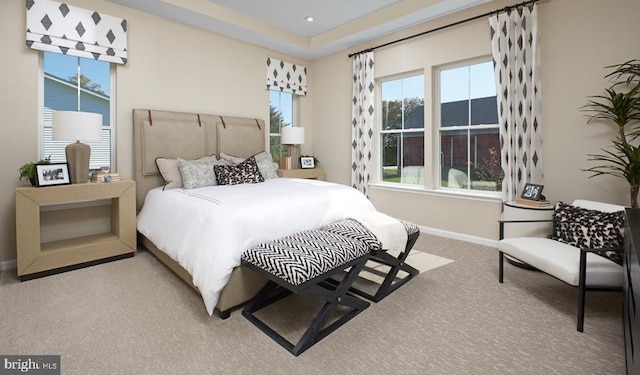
[582,60,640,207]
[18,156,51,186]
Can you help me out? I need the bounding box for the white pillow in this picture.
[156,155,217,190]
[178,158,233,189]
[220,152,279,179]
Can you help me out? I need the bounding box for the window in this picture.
[269,90,294,165]
[380,74,425,185]
[438,60,501,192]
[42,52,114,170]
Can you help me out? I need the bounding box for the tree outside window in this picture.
[269,90,293,165]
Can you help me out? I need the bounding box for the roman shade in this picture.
[266,58,307,96]
[26,0,128,64]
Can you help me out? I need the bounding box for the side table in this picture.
[276,168,324,180]
[16,180,136,280]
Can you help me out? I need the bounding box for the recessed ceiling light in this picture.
[305,16,314,22]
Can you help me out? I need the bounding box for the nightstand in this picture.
[277,168,324,180]
[15,180,136,280]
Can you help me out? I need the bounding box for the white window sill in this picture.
[368,182,503,204]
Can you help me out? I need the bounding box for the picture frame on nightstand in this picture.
[35,163,71,187]
[300,156,315,169]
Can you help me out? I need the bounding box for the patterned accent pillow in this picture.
[178,158,230,189]
[156,155,217,190]
[214,156,265,185]
[549,201,625,264]
[219,152,279,179]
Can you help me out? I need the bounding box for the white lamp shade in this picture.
[53,111,103,142]
[281,126,305,145]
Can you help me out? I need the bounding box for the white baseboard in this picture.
[0,228,495,272]
[1,259,16,271]
[418,225,498,248]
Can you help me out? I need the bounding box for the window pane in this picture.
[381,80,402,130]
[380,74,425,185]
[439,60,500,193]
[440,129,469,187]
[43,52,112,170]
[381,133,400,182]
[469,129,502,191]
[440,66,469,127]
[400,132,424,185]
[269,90,293,165]
[470,61,498,125]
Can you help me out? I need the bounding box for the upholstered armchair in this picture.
[497,199,625,332]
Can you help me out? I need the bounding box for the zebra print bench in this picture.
[241,220,377,356]
[323,219,421,302]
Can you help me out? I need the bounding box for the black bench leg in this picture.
[243,256,370,356]
[344,231,421,302]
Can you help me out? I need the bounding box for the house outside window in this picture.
[380,74,425,185]
[41,52,114,171]
[269,90,294,165]
[438,60,501,192]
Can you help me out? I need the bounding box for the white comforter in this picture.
[136,178,376,315]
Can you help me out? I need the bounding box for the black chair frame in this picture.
[498,219,622,332]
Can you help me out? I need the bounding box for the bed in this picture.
[133,109,376,318]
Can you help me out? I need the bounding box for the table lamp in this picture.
[53,111,103,184]
[281,126,305,169]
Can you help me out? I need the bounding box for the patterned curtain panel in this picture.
[351,52,375,196]
[266,58,307,96]
[26,0,128,64]
[489,4,542,201]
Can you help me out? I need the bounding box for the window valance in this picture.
[26,0,128,64]
[266,58,307,96]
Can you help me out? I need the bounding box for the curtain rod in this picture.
[347,0,541,58]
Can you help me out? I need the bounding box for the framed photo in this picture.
[520,183,544,201]
[300,156,315,169]
[36,163,71,187]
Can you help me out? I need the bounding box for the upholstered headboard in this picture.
[132,109,266,210]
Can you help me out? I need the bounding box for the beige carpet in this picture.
[359,250,454,284]
[0,234,624,375]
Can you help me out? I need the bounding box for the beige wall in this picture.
[0,0,312,264]
[311,0,640,240]
[2,0,639,264]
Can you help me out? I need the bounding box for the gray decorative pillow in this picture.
[178,158,229,189]
[220,152,279,179]
[156,155,217,189]
[549,201,625,265]
[214,156,265,185]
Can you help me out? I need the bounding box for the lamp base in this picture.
[288,144,300,169]
[66,142,91,184]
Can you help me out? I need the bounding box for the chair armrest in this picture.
[498,219,553,240]
[579,246,624,287]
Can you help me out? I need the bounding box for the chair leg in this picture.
[577,249,588,332]
[499,251,504,283]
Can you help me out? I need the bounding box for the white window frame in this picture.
[435,57,500,197]
[375,70,426,187]
[38,52,116,171]
[269,90,296,163]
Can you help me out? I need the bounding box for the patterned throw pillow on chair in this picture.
[549,201,625,265]
[214,156,265,185]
